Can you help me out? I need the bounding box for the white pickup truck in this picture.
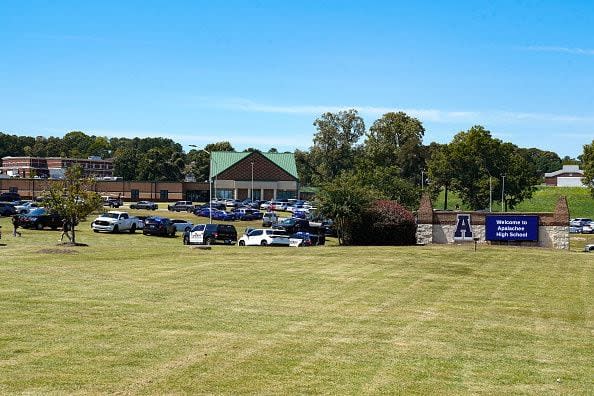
[91,211,141,233]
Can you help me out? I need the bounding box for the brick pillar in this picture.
[550,196,570,250]
[416,193,434,245]
[553,196,570,225]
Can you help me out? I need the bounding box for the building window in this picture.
[131,189,139,200]
[160,190,169,201]
[216,189,233,199]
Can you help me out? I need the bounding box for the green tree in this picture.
[427,143,455,209]
[364,111,425,182]
[42,165,102,245]
[353,164,419,209]
[446,126,538,210]
[310,109,365,183]
[112,146,139,180]
[316,172,376,245]
[581,140,594,196]
[294,149,315,187]
[187,141,235,182]
[63,131,94,157]
[137,147,185,181]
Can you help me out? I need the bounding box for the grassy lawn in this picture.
[0,213,592,394]
[435,186,594,218]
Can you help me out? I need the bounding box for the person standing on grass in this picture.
[60,218,72,242]
[12,215,21,237]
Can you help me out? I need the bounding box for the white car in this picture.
[14,201,41,214]
[238,228,290,246]
[582,222,594,234]
[171,219,194,233]
[584,244,594,252]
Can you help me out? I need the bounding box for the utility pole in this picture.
[501,174,506,212]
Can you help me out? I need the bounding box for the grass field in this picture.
[435,186,594,218]
[0,211,593,394]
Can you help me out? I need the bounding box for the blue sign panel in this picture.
[485,215,539,241]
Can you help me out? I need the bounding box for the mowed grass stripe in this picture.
[0,216,592,394]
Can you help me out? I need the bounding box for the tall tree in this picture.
[317,172,376,245]
[426,143,455,209]
[446,125,538,210]
[112,146,139,181]
[187,141,235,182]
[310,109,365,183]
[42,165,102,245]
[581,140,594,197]
[364,111,425,182]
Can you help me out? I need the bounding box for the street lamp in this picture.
[501,174,506,212]
[251,160,254,202]
[202,149,213,224]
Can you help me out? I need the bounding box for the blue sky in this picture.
[1,1,593,157]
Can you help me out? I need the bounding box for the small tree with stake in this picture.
[42,164,102,245]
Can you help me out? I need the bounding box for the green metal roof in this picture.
[210,151,299,180]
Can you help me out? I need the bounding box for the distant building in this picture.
[206,151,299,201]
[544,165,585,187]
[0,156,114,179]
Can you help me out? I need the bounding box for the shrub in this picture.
[351,200,417,245]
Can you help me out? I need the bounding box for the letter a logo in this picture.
[454,214,473,241]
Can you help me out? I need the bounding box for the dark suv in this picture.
[0,202,17,216]
[0,192,21,202]
[16,208,65,230]
[142,217,176,237]
[183,223,238,245]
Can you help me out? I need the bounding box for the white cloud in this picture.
[202,98,594,125]
[522,45,594,56]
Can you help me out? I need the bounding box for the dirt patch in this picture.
[37,248,79,254]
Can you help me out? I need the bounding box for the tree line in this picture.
[2,111,594,208]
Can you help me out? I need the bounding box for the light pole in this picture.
[421,169,425,190]
[489,176,492,212]
[251,160,254,202]
[202,149,213,224]
[501,174,506,212]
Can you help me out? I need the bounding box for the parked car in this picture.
[0,202,17,216]
[224,199,240,208]
[193,207,214,217]
[167,201,195,212]
[0,192,21,202]
[183,223,238,245]
[212,210,236,221]
[142,217,176,237]
[171,219,194,233]
[570,218,593,227]
[569,225,582,233]
[102,195,123,208]
[16,208,64,230]
[288,231,325,246]
[238,228,290,246]
[584,244,594,252]
[91,211,140,233]
[14,200,42,214]
[262,212,279,227]
[233,208,263,221]
[581,222,594,234]
[130,201,158,210]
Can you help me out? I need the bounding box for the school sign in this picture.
[485,215,539,241]
[415,194,570,249]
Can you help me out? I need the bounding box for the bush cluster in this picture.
[351,200,417,245]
